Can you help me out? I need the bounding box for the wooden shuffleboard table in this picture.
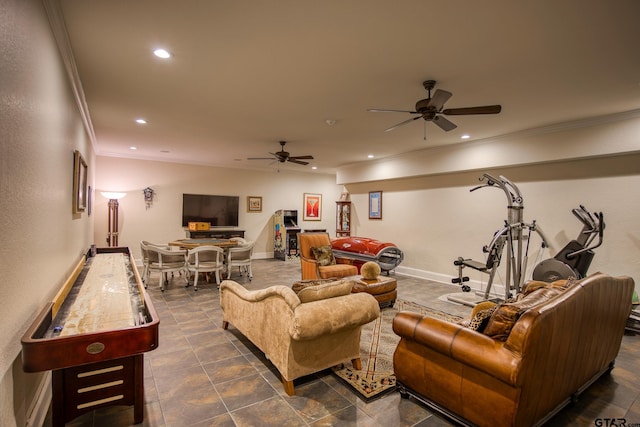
[21,247,159,426]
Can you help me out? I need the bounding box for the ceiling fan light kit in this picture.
[369,79,502,133]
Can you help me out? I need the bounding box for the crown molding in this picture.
[42,0,96,147]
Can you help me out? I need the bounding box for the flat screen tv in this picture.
[182,194,239,227]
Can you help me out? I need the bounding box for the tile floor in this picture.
[49,258,640,426]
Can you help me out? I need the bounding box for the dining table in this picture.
[168,238,239,250]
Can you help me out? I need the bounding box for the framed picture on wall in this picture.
[303,193,322,221]
[73,150,88,213]
[369,190,382,219]
[247,196,262,212]
[87,185,92,216]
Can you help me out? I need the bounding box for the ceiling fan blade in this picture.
[247,157,275,160]
[289,155,314,160]
[442,105,502,115]
[368,108,419,114]
[384,116,422,132]
[433,115,457,131]
[427,89,453,111]
[288,158,309,165]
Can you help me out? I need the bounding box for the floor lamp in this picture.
[101,192,126,247]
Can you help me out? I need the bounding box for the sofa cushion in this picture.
[311,245,336,266]
[483,287,562,340]
[318,264,358,279]
[297,279,353,303]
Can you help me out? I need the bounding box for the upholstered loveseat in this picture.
[220,279,379,395]
[392,272,634,427]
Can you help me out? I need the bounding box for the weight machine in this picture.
[451,174,549,302]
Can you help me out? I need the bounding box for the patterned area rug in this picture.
[332,299,463,402]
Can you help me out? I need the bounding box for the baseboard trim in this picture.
[394,265,511,296]
[26,372,51,427]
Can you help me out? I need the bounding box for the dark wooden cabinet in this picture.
[186,229,245,239]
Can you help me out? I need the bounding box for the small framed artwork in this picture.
[247,196,262,212]
[73,150,88,213]
[369,190,382,219]
[303,193,322,221]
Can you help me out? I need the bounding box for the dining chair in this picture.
[186,245,225,290]
[142,241,188,291]
[226,241,255,280]
[140,241,171,286]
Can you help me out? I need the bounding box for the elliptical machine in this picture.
[532,205,604,282]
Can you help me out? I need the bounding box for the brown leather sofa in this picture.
[392,272,635,427]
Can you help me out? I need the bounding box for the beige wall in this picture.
[94,156,343,261]
[1,0,95,425]
[96,153,640,298]
[345,155,640,293]
[338,111,640,294]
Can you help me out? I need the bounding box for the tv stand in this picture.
[185,229,245,239]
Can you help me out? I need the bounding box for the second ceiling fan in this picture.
[248,141,314,165]
[369,80,502,132]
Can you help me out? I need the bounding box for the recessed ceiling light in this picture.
[367,154,374,158]
[135,118,147,124]
[311,166,317,170]
[129,146,137,150]
[461,134,471,139]
[153,48,171,59]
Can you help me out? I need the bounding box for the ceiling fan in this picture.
[248,141,314,165]
[368,80,502,132]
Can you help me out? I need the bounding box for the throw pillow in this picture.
[297,280,353,303]
[520,280,549,297]
[483,287,562,341]
[311,245,336,266]
[551,276,577,290]
[518,276,576,300]
[291,278,335,294]
[468,306,498,332]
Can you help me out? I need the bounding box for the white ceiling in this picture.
[57,0,640,174]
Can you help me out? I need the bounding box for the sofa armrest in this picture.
[220,280,301,311]
[393,311,521,385]
[291,293,379,340]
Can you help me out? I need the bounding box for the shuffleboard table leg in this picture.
[134,354,144,424]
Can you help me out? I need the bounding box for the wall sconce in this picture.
[101,192,126,247]
[143,187,155,210]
